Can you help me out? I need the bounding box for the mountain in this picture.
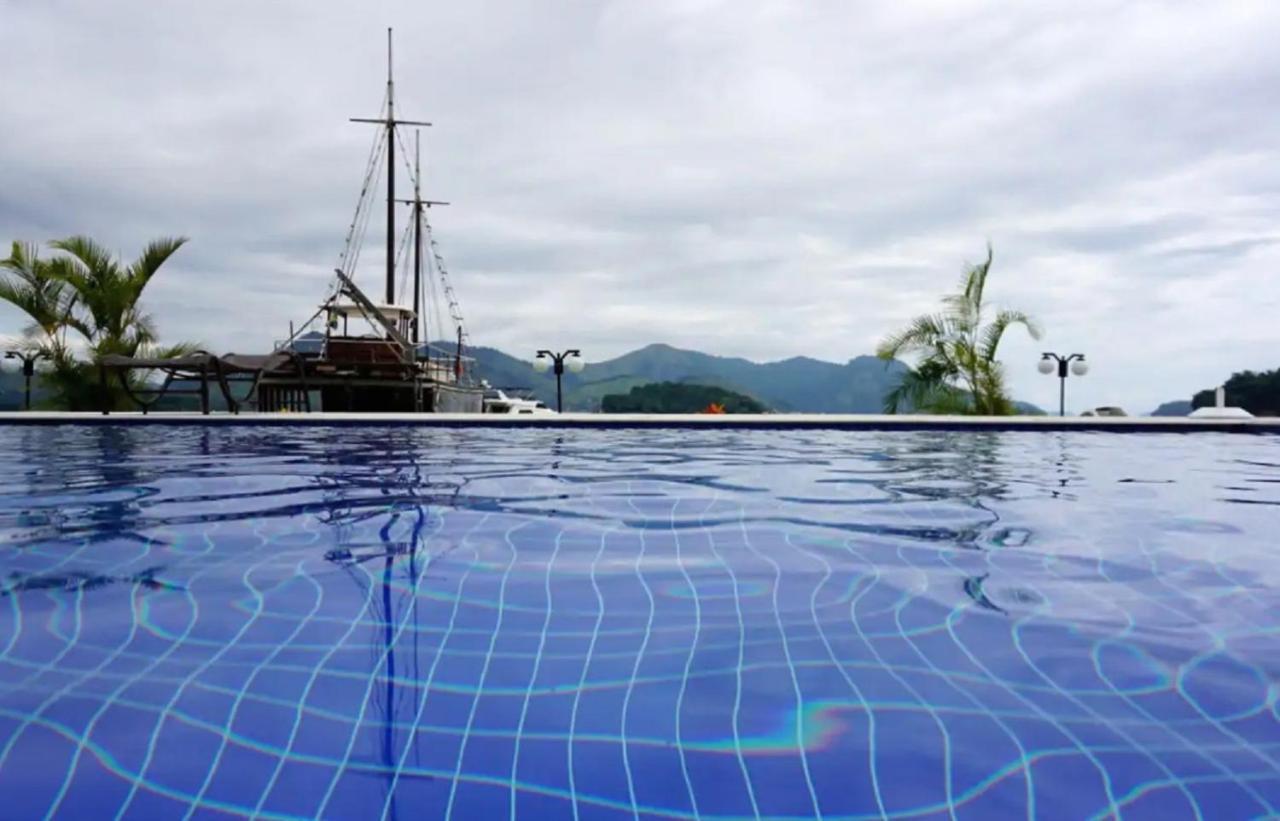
[1150,400,1192,417]
[0,342,1034,415]
[462,341,910,412]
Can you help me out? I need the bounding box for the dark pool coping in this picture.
[1,411,1277,433]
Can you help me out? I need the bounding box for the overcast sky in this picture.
[2,0,1277,413]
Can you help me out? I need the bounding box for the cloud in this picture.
[1,0,1278,414]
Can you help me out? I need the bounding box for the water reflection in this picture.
[1,565,182,596]
[317,430,469,817]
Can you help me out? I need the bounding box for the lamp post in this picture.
[532,349,584,412]
[5,350,47,411]
[1038,352,1087,416]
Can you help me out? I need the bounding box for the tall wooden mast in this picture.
[397,132,449,350]
[412,133,421,345]
[350,28,431,307]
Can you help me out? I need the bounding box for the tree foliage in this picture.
[0,236,196,410]
[601,382,767,413]
[876,245,1041,415]
[1192,368,1280,416]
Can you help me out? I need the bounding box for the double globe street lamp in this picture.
[5,350,47,411]
[1038,352,1087,416]
[533,349,585,412]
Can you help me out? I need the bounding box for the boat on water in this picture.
[101,30,484,414]
[481,386,557,415]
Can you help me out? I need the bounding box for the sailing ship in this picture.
[101,30,484,414]
[264,28,483,413]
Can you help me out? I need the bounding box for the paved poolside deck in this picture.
[1,411,1277,432]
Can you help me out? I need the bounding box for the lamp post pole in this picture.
[5,351,47,411]
[533,349,583,413]
[1038,352,1087,416]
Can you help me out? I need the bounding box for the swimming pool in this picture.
[0,425,1276,819]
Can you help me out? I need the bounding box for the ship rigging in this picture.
[101,29,483,414]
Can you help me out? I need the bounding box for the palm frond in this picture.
[876,312,955,360]
[965,243,994,310]
[979,308,1042,363]
[883,366,933,413]
[941,244,993,328]
[49,235,116,285]
[126,237,187,291]
[882,360,966,414]
[0,242,74,336]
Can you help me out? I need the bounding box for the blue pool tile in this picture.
[0,724,76,819]
[1118,784,1204,820]
[624,743,696,814]
[1186,778,1271,818]
[257,759,334,817]
[117,789,193,820]
[571,686,628,736]
[514,789,578,819]
[1030,751,1115,816]
[54,754,136,819]
[407,726,466,773]
[458,734,517,781]
[198,744,280,810]
[513,737,570,794]
[570,737,633,809]
[951,765,1032,820]
[139,715,225,796]
[447,779,513,819]
[741,751,822,818]
[227,696,298,749]
[520,691,576,734]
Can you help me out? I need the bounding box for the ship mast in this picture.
[412,134,420,345]
[398,131,449,349]
[350,28,431,307]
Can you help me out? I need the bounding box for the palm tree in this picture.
[0,235,196,409]
[877,245,1041,415]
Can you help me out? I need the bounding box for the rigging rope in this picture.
[392,125,469,352]
[395,217,413,304]
[393,125,421,193]
[426,237,444,345]
[335,88,391,285]
[345,138,388,288]
[424,217,468,344]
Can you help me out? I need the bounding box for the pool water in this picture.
[0,426,1277,819]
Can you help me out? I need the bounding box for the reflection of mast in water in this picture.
[320,444,467,817]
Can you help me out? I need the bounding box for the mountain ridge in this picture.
[459,341,911,412]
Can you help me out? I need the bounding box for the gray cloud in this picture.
[2,0,1279,414]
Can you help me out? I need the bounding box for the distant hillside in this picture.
[0,370,51,410]
[602,382,767,413]
[460,342,910,412]
[1150,400,1192,417]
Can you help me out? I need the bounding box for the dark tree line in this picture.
[602,382,767,413]
[1193,368,1280,416]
